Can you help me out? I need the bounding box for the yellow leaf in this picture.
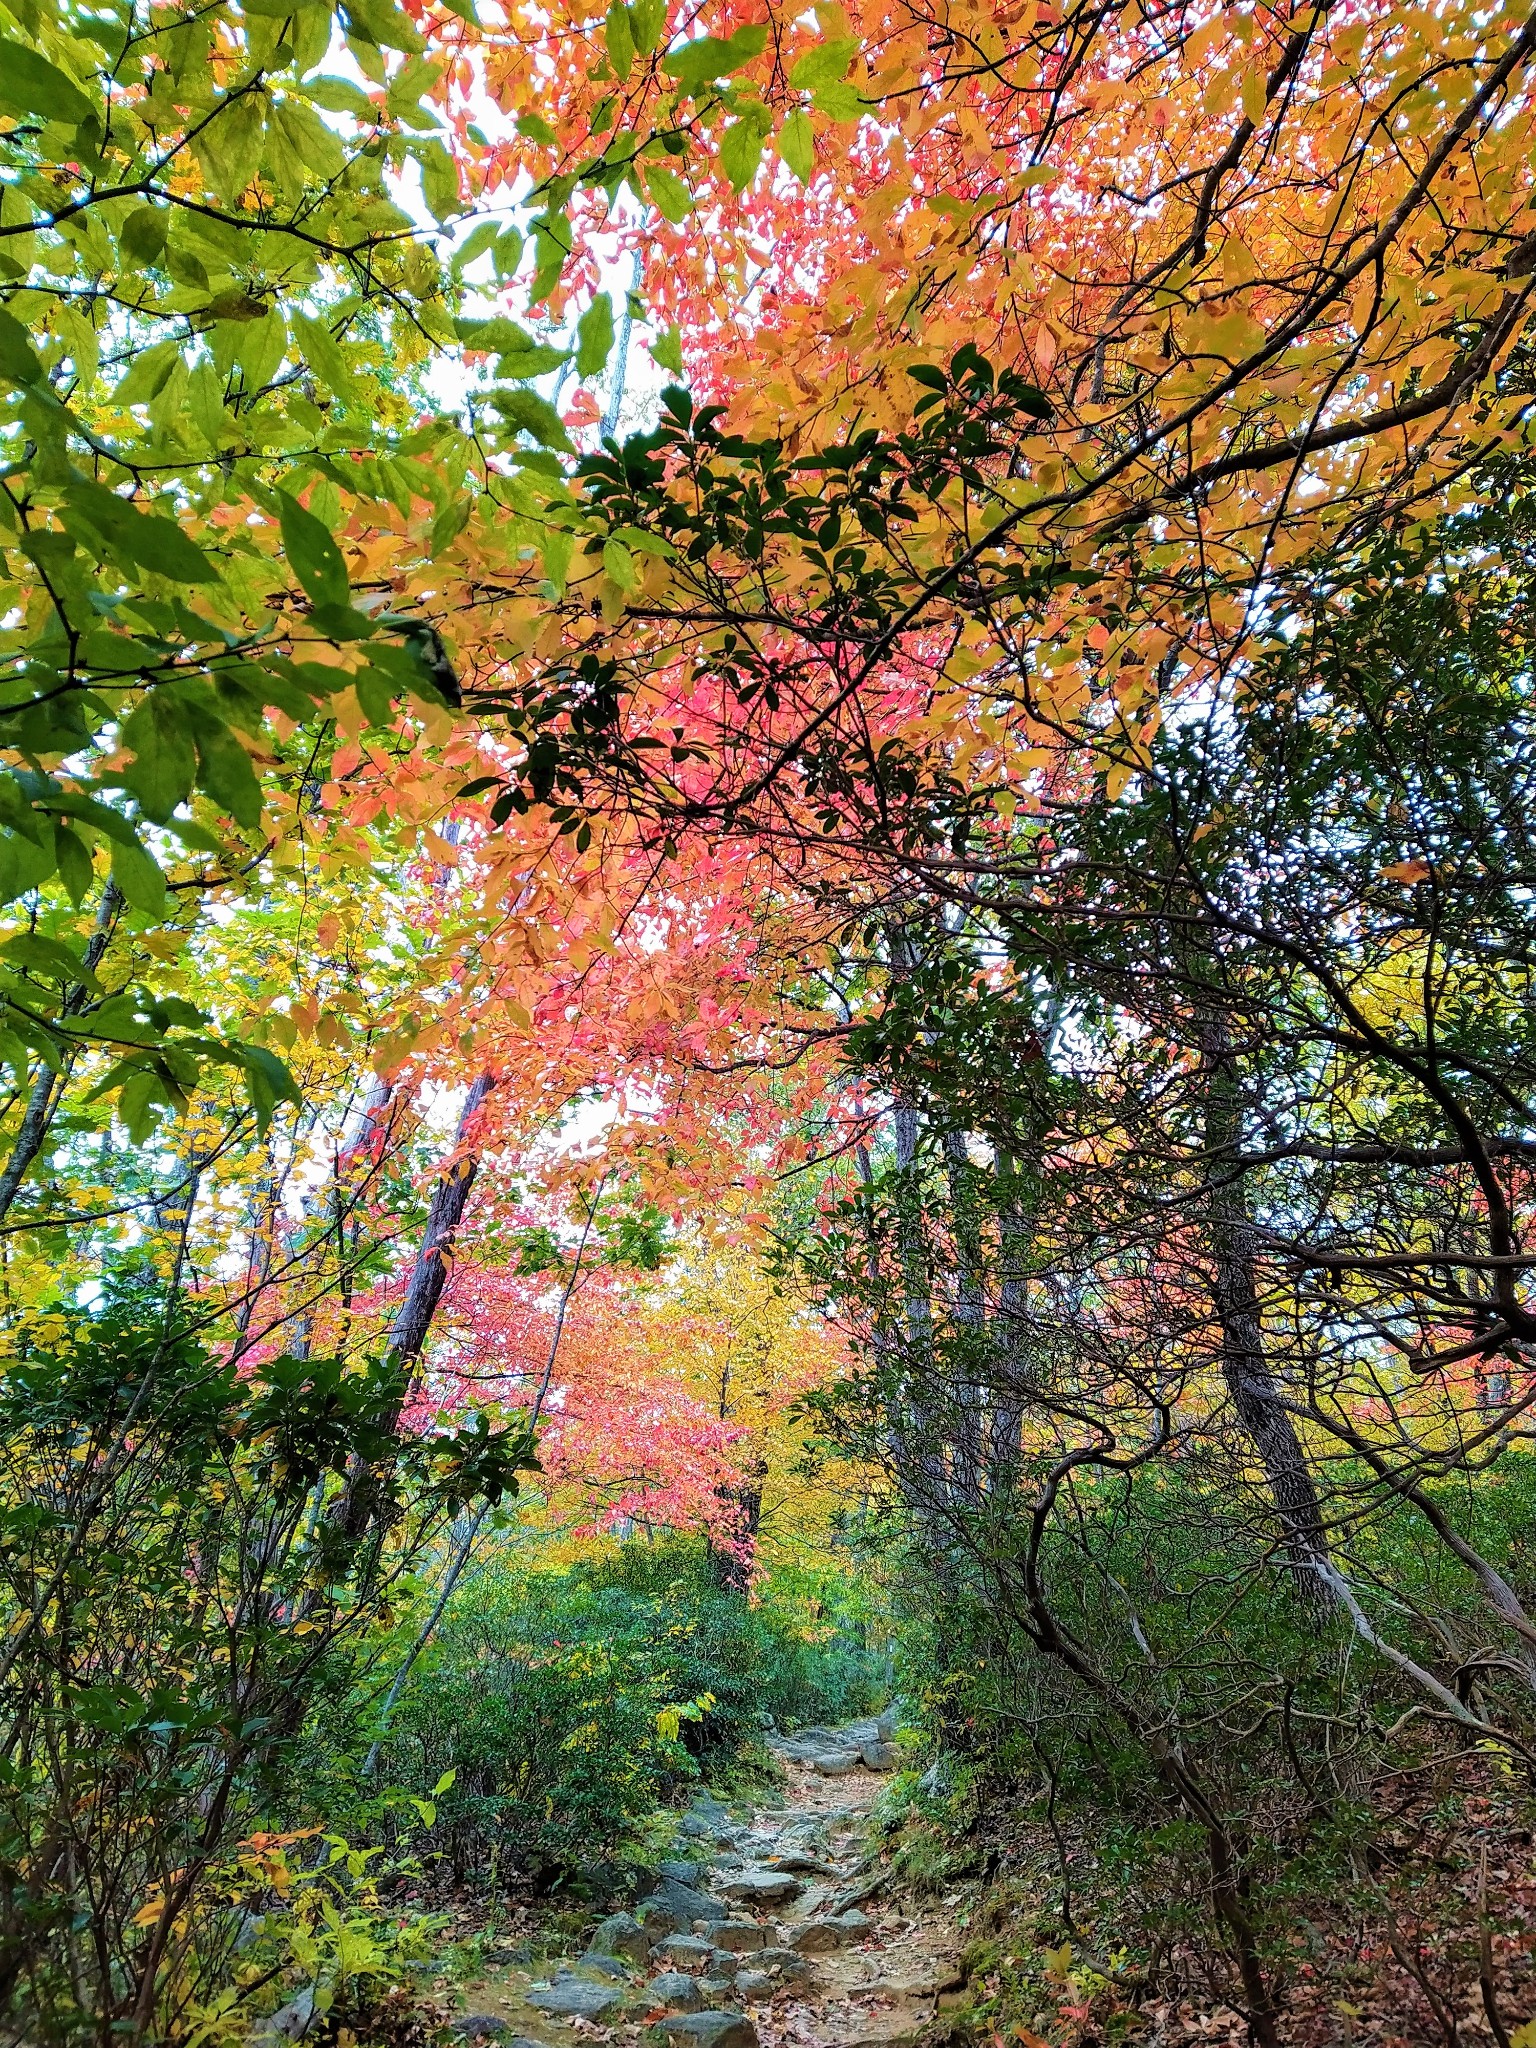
[1042,1940,1074,1981]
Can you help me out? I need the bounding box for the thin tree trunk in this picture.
[1199,1011,1332,1594]
[333,1072,494,1540]
[361,1171,605,1767]
[942,1126,988,1509]
[986,1150,1034,1495]
[0,882,123,1226]
[389,1071,493,1361]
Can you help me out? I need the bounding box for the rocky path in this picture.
[449,1719,962,2048]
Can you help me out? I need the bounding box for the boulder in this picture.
[649,1972,703,2013]
[657,1935,717,1970]
[718,1871,803,1907]
[789,1912,868,1954]
[448,2021,512,2044]
[658,2012,759,2048]
[528,1975,623,2020]
[762,1850,837,1876]
[875,1702,903,1741]
[659,1859,702,1885]
[810,1750,862,1778]
[861,1741,900,1772]
[711,1920,769,1954]
[698,1975,736,2001]
[580,1950,629,1979]
[644,1877,730,1926]
[734,1970,774,2000]
[253,1991,318,2046]
[789,1921,846,1954]
[591,1910,650,1964]
[755,1948,817,1984]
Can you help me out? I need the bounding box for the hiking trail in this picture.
[445,1717,964,2048]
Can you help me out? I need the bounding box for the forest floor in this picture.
[435,1721,965,2048]
[400,1735,1536,2048]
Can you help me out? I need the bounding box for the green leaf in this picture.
[651,326,684,375]
[602,537,636,591]
[645,164,691,224]
[305,76,380,118]
[0,309,44,390]
[430,496,471,559]
[456,314,537,351]
[662,24,767,91]
[110,837,167,919]
[811,80,866,122]
[270,97,346,179]
[776,108,814,183]
[433,1768,457,1795]
[719,118,765,195]
[63,480,219,585]
[529,211,571,304]
[1,933,101,992]
[278,492,349,607]
[119,206,168,268]
[452,220,501,273]
[234,1043,301,1132]
[195,92,269,200]
[418,138,460,223]
[493,389,573,452]
[235,311,288,394]
[516,110,557,145]
[291,311,357,405]
[0,829,55,906]
[121,694,197,824]
[497,341,568,378]
[193,722,262,830]
[788,37,858,91]
[628,0,665,55]
[116,1067,168,1143]
[53,823,93,906]
[605,0,635,77]
[112,338,182,408]
[494,227,524,278]
[539,526,573,595]
[576,293,615,378]
[457,315,566,376]
[345,0,425,52]
[0,36,93,126]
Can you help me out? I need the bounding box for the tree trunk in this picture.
[1199,1012,1332,1594]
[333,1072,493,1540]
[986,1150,1034,1496]
[942,1126,988,1510]
[0,882,122,1227]
[388,1071,493,1361]
[709,1460,767,1593]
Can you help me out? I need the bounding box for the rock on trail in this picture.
[446,1713,961,2048]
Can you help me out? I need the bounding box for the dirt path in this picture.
[741,1753,962,2048]
[447,1721,963,2048]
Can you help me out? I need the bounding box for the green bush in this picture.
[382,1536,884,1883]
[886,1453,1536,2006]
[0,1287,523,2043]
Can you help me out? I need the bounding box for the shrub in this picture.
[0,1289,527,2044]
[382,1535,884,1883]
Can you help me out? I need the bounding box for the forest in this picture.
[1,0,1536,2041]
